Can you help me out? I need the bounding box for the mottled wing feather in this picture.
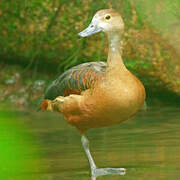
[44,62,106,100]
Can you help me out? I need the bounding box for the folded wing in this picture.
[44,62,106,100]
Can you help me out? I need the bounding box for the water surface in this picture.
[0,104,180,180]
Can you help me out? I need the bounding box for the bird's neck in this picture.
[106,32,127,77]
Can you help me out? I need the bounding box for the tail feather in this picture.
[41,99,49,111]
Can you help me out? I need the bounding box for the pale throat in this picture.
[109,33,123,53]
[106,31,126,73]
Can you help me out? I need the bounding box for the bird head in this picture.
[78,9,124,38]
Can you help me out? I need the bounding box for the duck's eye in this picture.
[105,15,111,20]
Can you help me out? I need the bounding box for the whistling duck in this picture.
[41,9,146,179]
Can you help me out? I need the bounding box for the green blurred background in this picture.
[0,109,41,180]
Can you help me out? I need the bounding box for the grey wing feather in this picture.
[44,61,106,100]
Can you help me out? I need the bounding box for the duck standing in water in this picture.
[41,9,146,179]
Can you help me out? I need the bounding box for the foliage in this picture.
[0,0,179,95]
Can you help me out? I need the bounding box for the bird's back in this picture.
[44,61,106,100]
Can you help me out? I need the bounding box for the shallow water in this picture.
[0,103,180,180]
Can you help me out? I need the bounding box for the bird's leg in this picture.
[81,135,126,180]
[81,135,97,173]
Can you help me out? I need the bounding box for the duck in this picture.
[41,9,146,179]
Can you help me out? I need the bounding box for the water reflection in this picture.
[0,104,180,179]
